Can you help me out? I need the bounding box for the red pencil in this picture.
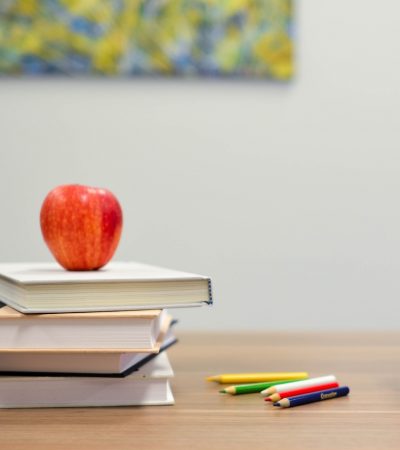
[265,382,339,403]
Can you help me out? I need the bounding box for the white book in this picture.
[0,304,170,351]
[0,261,212,313]
[0,352,174,408]
[0,326,177,375]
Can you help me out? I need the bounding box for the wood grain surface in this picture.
[1,332,399,450]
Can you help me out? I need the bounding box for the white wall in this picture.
[0,1,399,330]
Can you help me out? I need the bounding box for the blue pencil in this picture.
[273,386,350,408]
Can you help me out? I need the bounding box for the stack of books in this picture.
[0,261,212,408]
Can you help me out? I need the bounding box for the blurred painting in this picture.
[0,0,293,79]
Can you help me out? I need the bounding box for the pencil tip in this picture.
[219,390,226,393]
[206,376,217,382]
[264,397,272,402]
[273,402,281,407]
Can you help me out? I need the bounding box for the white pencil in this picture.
[260,375,337,396]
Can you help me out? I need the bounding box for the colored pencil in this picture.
[220,379,304,395]
[265,382,339,402]
[206,372,308,384]
[261,375,336,396]
[273,386,350,408]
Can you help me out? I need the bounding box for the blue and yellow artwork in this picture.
[0,0,293,79]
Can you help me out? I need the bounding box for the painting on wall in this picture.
[0,0,294,80]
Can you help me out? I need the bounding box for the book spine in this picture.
[207,279,213,305]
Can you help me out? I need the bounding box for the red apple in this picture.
[40,184,123,271]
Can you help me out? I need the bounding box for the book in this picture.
[0,304,171,352]
[0,322,178,376]
[0,261,212,313]
[0,352,174,408]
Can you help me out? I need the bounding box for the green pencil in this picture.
[219,379,305,395]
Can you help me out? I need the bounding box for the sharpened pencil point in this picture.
[206,376,218,382]
[273,402,281,407]
[223,386,235,394]
[264,397,272,402]
[260,387,274,396]
[219,389,226,393]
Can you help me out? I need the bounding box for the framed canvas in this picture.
[0,0,293,79]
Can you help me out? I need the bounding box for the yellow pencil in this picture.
[206,372,308,384]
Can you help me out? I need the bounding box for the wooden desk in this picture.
[1,332,399,450]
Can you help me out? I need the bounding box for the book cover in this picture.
[0,261,213,313]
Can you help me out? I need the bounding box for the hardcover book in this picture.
[0,322,177,376]
[0,304,171,352]
[0,352,174,408]
[0,261,212,313]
